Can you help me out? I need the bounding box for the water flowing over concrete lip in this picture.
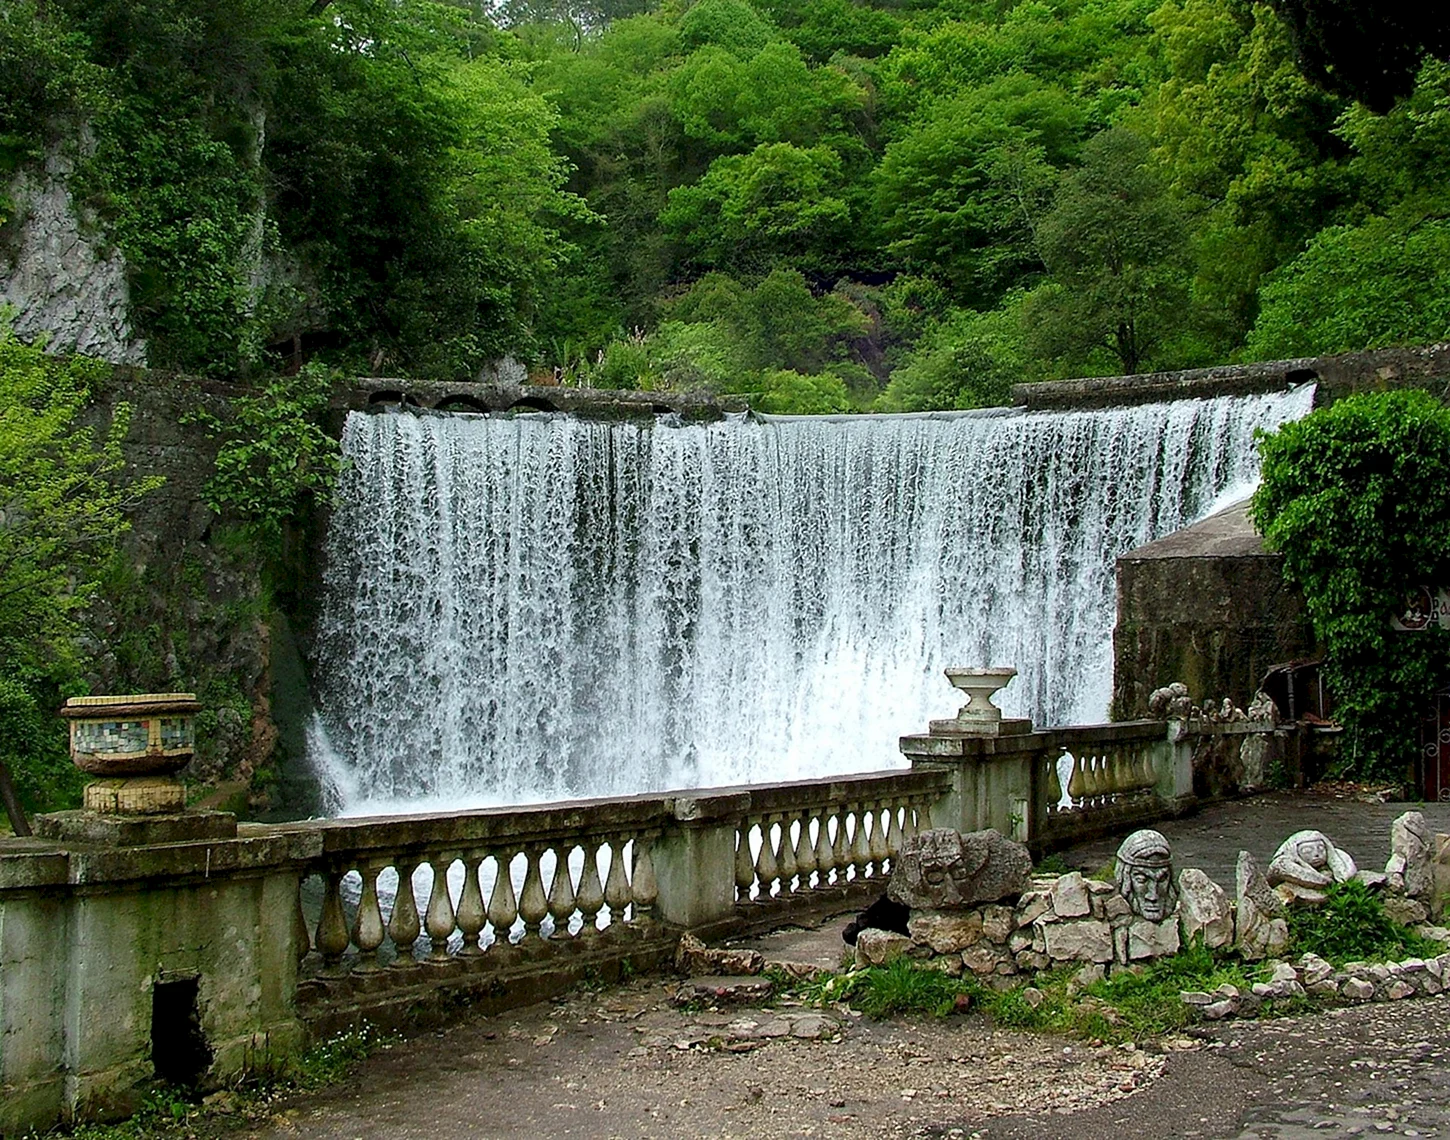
[308,386,1315,816]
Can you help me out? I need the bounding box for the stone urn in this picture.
[929,667,1028,736]
[59,693,202,814]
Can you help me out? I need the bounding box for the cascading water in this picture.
[310,387,1315,815]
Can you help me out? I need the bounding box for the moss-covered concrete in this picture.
[0,828,313,1134]
[1112,504,1315,720]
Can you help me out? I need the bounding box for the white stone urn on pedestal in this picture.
[933,666,1023,736]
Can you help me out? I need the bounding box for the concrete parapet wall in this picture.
[1013,342,1450,411]
[1112,503,1316,721]
[338,377,748,421]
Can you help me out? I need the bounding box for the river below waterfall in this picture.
[309,388,1315,814]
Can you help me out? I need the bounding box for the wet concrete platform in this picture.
[1058,789,1450,886]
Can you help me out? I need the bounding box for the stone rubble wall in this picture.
[856,813,1450,997]
[856,869,1181,980]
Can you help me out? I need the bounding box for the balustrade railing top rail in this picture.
[280,766,952,980]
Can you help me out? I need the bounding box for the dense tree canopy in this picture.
[6,0,1450,408]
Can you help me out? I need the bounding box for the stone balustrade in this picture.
[731,772,945,908]
[290,803,668,977]
[1,716,1292,1135]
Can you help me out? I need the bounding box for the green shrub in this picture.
[1251,391,1450,778]
[1287,879,1442,964]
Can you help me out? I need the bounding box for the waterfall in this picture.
[310,387,1315,814]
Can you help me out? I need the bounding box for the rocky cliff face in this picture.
[0,147,146,365]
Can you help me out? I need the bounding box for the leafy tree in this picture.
[1028,127,1192,374]
[1246,204,1450,359]
[873,74,1080,306]
[659,143,851,273]
[0,325,160,671]
[875,301,1026,411]
[750,368,852,414]
[199,364,341,546]
[0,326,160,811]
[1251,391,1450,778]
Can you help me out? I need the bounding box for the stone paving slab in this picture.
[1059,791,1450,888]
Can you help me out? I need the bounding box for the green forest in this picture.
[3,0,1450,414]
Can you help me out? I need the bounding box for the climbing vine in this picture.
[199,363,340,546]
[1251,389,1450,780]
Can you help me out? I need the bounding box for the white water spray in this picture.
[311,388,1314,815]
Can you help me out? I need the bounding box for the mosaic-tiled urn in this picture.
[60,693,202,814]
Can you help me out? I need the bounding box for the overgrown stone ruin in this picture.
[847,811,1450,1017]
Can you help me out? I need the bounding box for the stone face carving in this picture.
[1178,867,1234,949]
[1236,850,1289,960]
[1268,829,1357,889]
[887,828,1032,910]
[1246,690,1278,724]
[1115,829,1179,921]
[1385,811,1433,900]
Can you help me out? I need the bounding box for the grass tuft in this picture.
[1287,879,1441,964]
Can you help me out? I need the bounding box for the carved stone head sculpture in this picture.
[887,827,1032,910]
[1115,829,1179,921]
[890,829,985,910]
[1268,829,1356,890]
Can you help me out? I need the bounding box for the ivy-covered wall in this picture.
[78,369,292,809]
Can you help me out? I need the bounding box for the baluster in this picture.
[316,869,351,975]
[734,825,756,902]
[576,844,605,934]
[794,814,817,889]
[917,799,934,830]
[1137,749,1157,791]
[547,846,578,939]
[604,839,632,927]
[388,860,421,968]
[777,816,799,894]
[488,852,521,945]
[294,881,311,964]
[1066,753,1086,804]
[754,818,780,897]
[1045,753,1064,810]
[901,799,920,843]
[424,858,457,963]
[885,801,904,860]
[867,804,889,876]
[351,863,386,972]
[1111,751,1131,797]
[455,854,486,955]
[831,809,850,882]
[813,812,835,890]
[519,848,549,940]
[631,834,658,923]
[849,806,871,878]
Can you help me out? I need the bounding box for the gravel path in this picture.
[227,982,1450,1140]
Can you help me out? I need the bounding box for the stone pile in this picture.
[849,810,1450,990]
[857,826,1185,978]
[1179,950,1450,1020]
